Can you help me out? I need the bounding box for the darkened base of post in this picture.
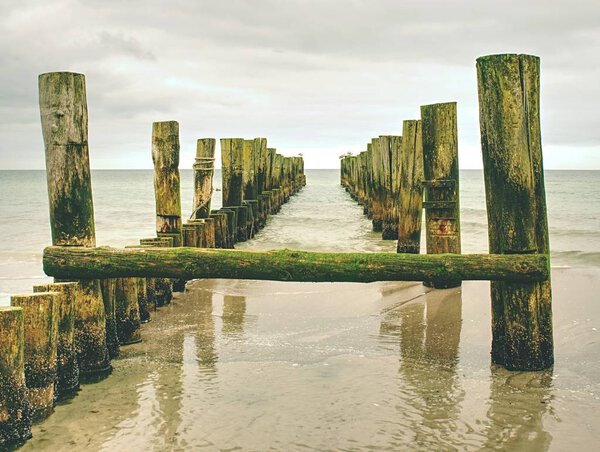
[99,279,120,359]
[381,224,398,240]
[79,364,112,384]
[372,219,383,232]
[172,279,186,293]
[396,242,420,254]
[423,280,462,289]
[55,342,79,399]
[0,371,31,449]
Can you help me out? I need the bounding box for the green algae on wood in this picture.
[43,246,549,283]
[10,292,59,422]
[152,121,182,246]
[477,53,553,371]
[192,138,215,219]
[421,102,462,289]
[69,279,111,380]
[0,306,32,449]
[39,72,96,247]
[115,278,142,345]
[221,138,244,208]
[136,277,151,324]
[33,282,80,398]
[397,120,424,254]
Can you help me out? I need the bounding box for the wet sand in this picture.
[21,267,600,451]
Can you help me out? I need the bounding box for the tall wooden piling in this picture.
[397,120,424,254]
[152,121,182,246]
[0,307,31,448]
[33,282,80,397]
[115,278,142,345]
[11,293,59,422]
[39,71,110,379]
[99,278,120,358]
[221,138,244,207]
[136,277,151,323]
[477,53,553,370]
[421,102,461,288]
[192,139,215,219]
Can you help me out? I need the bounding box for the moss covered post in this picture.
[192,138,215,219]
[0,306,31,448]
[152,121,182,246]
[33,282,80,397]
[99,278,120,358]
[477,53,553,371]
[39,71,111,380]
[421,102,461,288]
[397,120,424,253]
[10,293,59,421]
[115,278,142,345]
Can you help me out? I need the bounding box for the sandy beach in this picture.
[17,267,600,451]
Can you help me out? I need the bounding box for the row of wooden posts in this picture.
[0,72,306,449]
[341,53,553,373]
[0,53,555,449]
[340,101,461,288]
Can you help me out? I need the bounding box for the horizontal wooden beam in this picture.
[43,246,549,283]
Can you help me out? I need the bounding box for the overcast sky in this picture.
[1,0,598,169]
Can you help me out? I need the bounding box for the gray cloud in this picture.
[0,0,598,169]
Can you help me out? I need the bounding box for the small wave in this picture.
[552,250,600,267]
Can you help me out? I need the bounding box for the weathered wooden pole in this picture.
[221,138,244,207]
[152,121,182,246]
[390,136,402,240]
[44,246,549,283]
[115,278,142,345]
[11,293,59,421]
[0,306,31,448]
[477,53,553,371]
[136,278,150,323]
[243,139,258,201]
[397,120,424,253]
[182,223,200,247]
[39,71,110,379]
[139,238,173,307]
[421,102,461,288]
[33,282,80,397]
[370,138,383,231]
[192,138,215,219]
[99,278,120,358]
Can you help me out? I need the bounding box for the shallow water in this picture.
[20,269,600,451]
[2,168,600,450]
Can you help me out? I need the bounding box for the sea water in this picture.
[1,169,600,451]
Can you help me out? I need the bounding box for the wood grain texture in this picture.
[192,138,215,219]
[43,246,549,283]
[477,53,553,370]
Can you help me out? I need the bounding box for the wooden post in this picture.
[0,307,31,448]
[39,71,110,379]
[243,139,258,201]
[397,120,424,253]
[218,208,237,248]
[139,238,173,307]
[380,135,396,240]
[192,138,215,219]
[477,53,553,370]
[11,293,59,421]
[221,138,244,207]
[33,282,80,397]
[99,278,120,358]
[115,278,142,345]
[370,138,383,231]
[182,223,199,247]
[421,102,461,288]
[136,277,151,323]
[390,136,402,240]
[152,121,182,246]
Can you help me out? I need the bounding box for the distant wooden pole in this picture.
[11,292,59,422]
[33,282,80,397]
[421,102,461,288]
[136,278,150,323]
[192,139,215,219]
[397,120,424,253]
[115,278,142,345]
[152,121,182,246]
[221,138,244,207]
[39,71,110,379]
[390,135,402,240]
[477,53,553,371]
[99,278,120,358]
[0,306,31,449]
[370,138,383,231]
[243,139,258,201]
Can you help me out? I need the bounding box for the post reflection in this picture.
[483,367,554,450]
[222,294,247,337]
[379,288,464,447]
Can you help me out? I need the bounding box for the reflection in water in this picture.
[483,367,554,450]
[380,288,465,448]
[222,295,247,337]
